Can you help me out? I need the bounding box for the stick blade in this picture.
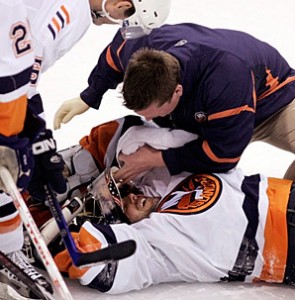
[76,240,136,267]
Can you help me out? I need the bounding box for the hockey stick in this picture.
[0,250,52,300]
[44,184,136,267]
[0,166,73,300]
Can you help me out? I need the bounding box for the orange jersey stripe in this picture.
[259,177,292,282]
[61,5,70,24]
[258,74,295,101]
[52,17,61,32]
[106,46,121,72]
[79,120,120,170]
[0,214,21,234]
[0,95,27,136]
[202,140,240,163]
[208,105,255,121]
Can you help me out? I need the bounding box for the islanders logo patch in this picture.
[156,174,222,214]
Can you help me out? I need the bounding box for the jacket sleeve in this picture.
[163,53,256,175]
[80,31,127,109]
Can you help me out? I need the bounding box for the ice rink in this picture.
[38,0,295,299]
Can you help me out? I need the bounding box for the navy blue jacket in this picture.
[80,23,295,175]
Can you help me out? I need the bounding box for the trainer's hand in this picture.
[53,97,89,130]
[114,145,165,184]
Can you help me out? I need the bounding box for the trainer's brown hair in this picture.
[122,48,181,110]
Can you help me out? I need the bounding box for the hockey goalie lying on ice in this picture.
[39,116,295,293]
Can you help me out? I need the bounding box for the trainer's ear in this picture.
[174,84,183,97]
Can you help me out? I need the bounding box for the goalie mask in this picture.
[81,167,130,224]
[102,0,171,39]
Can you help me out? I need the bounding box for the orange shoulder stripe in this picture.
[106,46,121,72]
[202,141,240,163]
[208,105,255,121]
[258,177,291,282]
[0,95,27,136]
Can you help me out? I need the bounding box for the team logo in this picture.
[194,111,207,123]
[156,174,222,214]
[174,39,188,47]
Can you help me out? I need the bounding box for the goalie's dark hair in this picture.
[122,48,181,110]
[119,182,142,198]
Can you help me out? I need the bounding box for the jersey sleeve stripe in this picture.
[106,46,121,72]
[60,5,70,24]
[257,75,295,101]
[0,94,27,136]
[57,11,65,28]
[52,17,61,32]
[202,140,241,163]
[47,24,56,39]
[208,105,255,121]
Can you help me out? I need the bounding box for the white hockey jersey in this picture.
[0,0,34,136]
[55,125,292,293]
[23,0,91,117]
[55,169,291,294]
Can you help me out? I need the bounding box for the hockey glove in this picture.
[28,129,67,202]
[0,135,33,192]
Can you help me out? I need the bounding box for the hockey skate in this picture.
[0,250,53,300]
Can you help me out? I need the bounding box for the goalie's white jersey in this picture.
[76,169,291,293]
[23,0,91,115]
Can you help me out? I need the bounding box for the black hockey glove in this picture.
[28,129,67,202]
[0,135,33,192]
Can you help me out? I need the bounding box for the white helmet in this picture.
[102,0,171,39]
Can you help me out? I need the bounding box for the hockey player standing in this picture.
[0,1,54,298]
[24,0,171,201]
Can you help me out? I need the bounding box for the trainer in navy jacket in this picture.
[80,23,295,175]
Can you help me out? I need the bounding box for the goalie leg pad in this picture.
[57,145,100,201]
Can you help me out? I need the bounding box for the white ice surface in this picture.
[37,0,295,298]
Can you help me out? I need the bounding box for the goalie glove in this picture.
[28,129,67,202]
[0,135,33,192]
